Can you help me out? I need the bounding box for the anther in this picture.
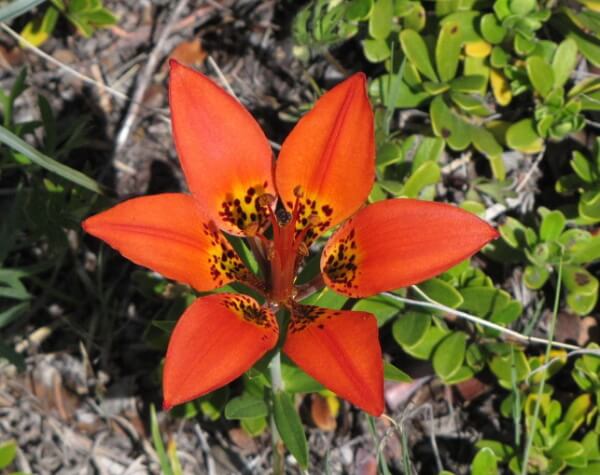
[276,208,292,226]
[297,241,309,257]
[293,185,304,198]
[257,193,276,208]
[244,222,260,237]
[266,242,276,261]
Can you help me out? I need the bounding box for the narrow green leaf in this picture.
[0,0,46,21]
[150,404,174,475]
[273,391,308,468]
[0,125,102,193]
[383,361,412,382]
[0,301,30,329]
[400,29,438,81]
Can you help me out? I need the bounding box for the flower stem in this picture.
[269,351,285,475]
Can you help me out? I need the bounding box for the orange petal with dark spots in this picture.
[163,294,278,409]
[169,60,275,235]
[321,199,499,297]
[82,194,249,291]
[283,305,384,416]
[275,73,375,239]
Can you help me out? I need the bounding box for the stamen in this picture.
[297,241,309,257]
[258,193,280,240]
[276,208,292,226]
[244,221,260,237]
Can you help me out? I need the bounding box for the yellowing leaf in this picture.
[490,69,512,106]
[465,41,492,58]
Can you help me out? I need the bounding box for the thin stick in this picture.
[0,22,169,121]
[381,288,581,352]
[0,22,127,102]
[521,256,563,474]
[269,351,285,475]
[114,0,190,155]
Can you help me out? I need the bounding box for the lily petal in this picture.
[283,305,383,416]
[169,60,275,235]
[163,293,278,409]
[83,194,250,291]
[321,199,499,297]
[276,73,375,241]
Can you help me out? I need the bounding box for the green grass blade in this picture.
[150,404,174,475]
[0,124,102,193]
[0,0,46,21]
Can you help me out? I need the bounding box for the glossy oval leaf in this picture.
[433,331,467,381]
[480,13,506,44]
[526,56,555,98]
[552,38,578,88]
[400,29,438,81]
[506,119,544,153]
[471,447,498,475]
[540,210,566,242]
[369,0,393,40]
[417,277,464,308]
[436,20,462,82]
[392,312,431,348]
[224,395,268,419]
[362,38,391,62]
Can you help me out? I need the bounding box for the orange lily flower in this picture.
[83,60,498,417]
